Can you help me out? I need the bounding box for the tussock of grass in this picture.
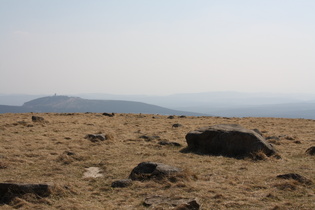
[0,113,314,209]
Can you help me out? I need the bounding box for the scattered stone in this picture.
[84,134,106,142]
[16,121,28,126]
[276,173,313,185]
[83,167,103,178]
[158,140,181,147]
[63,151,76,156]
[266,136,280,140]
[103,112,115,117]
[111,179,132,188]
[167,115,175,119]
[185,124,276,158]
[266,136,281,145]
[0,161,8,169]
[143,195,200,209]
[179,115,187,118]
[0,183,52,204]
[172,123,183,128]
[285,136,295,140]
[31,116,44,122]
[56,151,80,164]
[129,162,183,181]
[139,135,160,141]
[305,146,315,155]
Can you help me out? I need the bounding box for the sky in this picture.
[1,0,315,96]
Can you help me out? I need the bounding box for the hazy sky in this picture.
[1,0,315,95]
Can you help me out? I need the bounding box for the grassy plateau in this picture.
[0,113,314,209]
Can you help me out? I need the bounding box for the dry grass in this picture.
[0,113,314,209]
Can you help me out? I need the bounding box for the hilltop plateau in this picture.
[0,95,204,116]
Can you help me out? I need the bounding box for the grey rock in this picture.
[129,162,182,181]
[172,123,183,128]
[0,183,52,203]
[277,173,313,185]
[31,116,45,122]
[158,140,181,147]
[103,112,115,117]
[143,195,200,209]
[85,134,106,142]
[185,124,276,158]
[266,136,280,140]
[305,146,315,155]
[139,135,160,141]
[111,179,133,188]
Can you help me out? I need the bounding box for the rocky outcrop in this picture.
[185,124,276,158]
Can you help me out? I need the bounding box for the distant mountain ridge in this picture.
[0,95,205,116]
[75,92,315,119]
[1,92,315,119]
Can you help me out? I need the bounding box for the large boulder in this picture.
[185,124,276,157]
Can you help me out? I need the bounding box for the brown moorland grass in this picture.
[0,113,314,209]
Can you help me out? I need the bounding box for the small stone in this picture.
[158,140,181,147]
[111,179,132,188]
[276,173,313,185]
[31,116,45,122]
[129,162,182,181]
[139,135,160,141]
[172,123,183,128]
[103,112,115,117]
[305,146,315,155]
[143,196,200,209]
[83,167,103,178]
[85,134,106,142]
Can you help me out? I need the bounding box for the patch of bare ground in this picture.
[0,113,314,209]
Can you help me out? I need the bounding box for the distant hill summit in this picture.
[0,95,205,116]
